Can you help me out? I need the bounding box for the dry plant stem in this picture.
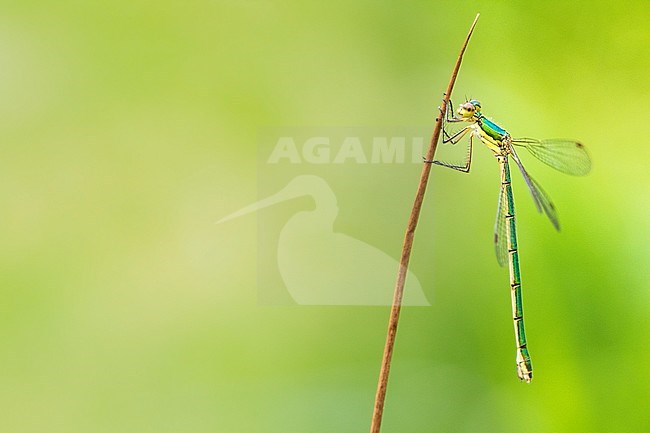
[369,13,480,433]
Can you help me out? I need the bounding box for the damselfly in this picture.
[428,99,591,382]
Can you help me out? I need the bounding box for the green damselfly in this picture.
[428,99,591,382]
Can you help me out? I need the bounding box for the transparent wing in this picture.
[510,148,560,231]
[494,182,508,267]
[511,138,591,176]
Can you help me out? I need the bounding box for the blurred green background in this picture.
[1,1,649,432]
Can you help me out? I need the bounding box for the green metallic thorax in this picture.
[477,114,508,142]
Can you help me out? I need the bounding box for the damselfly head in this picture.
[457,100,481,118]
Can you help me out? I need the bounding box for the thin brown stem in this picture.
[369,13,480,433]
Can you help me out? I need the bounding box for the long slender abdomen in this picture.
[499,156,533,382]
